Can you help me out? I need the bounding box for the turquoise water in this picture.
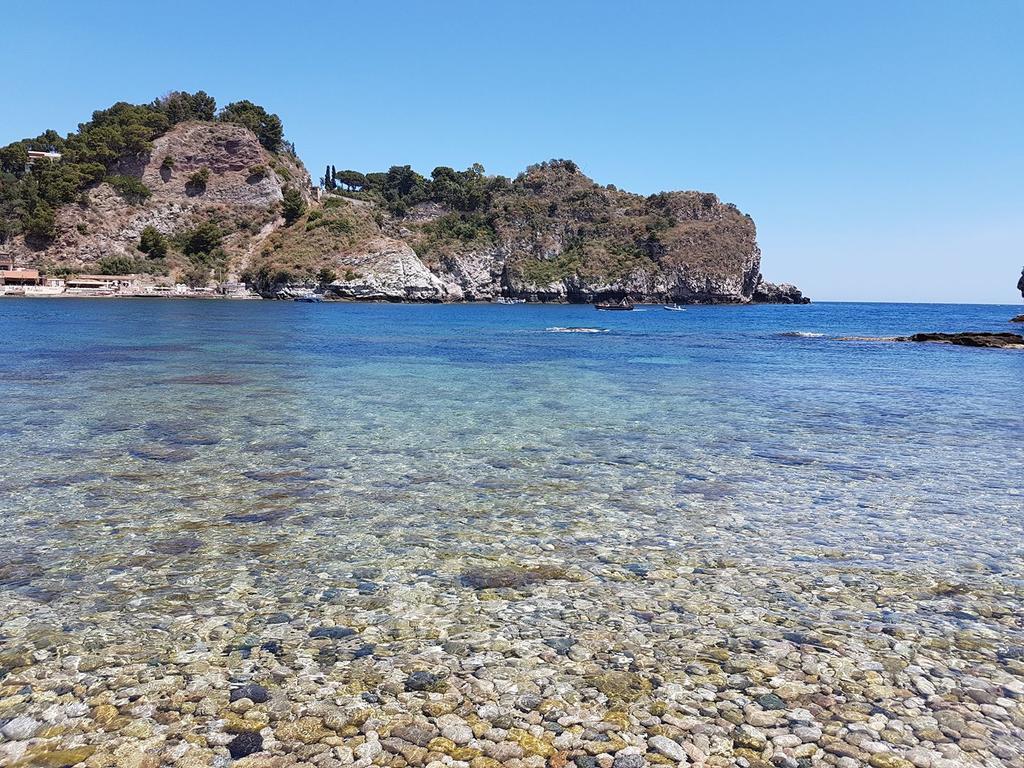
[1,299,1023,762]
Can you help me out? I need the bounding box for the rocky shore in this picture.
[3,557,1023,768]
[839,333,1024,350]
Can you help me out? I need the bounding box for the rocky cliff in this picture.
[1,96,804,303]
[252,161,804,303]
[2,121,309,278]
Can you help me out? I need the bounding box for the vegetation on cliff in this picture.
[248,157,760,302]
[1,91,796,302]
[0,91,289,247]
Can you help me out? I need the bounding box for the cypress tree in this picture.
[324,164,331,190]
[331,165,337,190]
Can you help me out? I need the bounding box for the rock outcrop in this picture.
[899,332,1024,349]
[843,333,1024,349]
[3,107,803,303]
[3,121,309,277]
[251,162,805,303]
[752,279,810,304]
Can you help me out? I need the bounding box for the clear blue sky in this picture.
[3,1,1021,303]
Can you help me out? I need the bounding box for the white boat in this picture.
[663,304,686,311]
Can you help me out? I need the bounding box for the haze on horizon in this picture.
[2,0,1021,304]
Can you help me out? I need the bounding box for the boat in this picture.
[495,297,526,304]
[663,304,685,311]
[595,298,635,311]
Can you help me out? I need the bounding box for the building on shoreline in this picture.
[1,259,257,299]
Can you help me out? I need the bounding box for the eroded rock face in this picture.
[6,121,309,275]
[325,237,453,301]
[752,280,811,304]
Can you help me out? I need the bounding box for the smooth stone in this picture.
[1,716,40,740]
[230,683,271,703]
[613,754,646,768]
[647,735,686,762]
[405,671,446,692]
[757,693,787,711]
[310,626,357,639]
[228,732,264,759]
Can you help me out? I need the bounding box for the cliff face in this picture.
[256,163,800,303]
[4,121,309,277]
[3,117,802,302]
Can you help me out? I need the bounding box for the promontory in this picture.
[0,91,807,304]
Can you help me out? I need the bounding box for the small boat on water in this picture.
[663,304,685,311]
[595,298,635,311]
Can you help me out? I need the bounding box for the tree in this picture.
[180,221,222,256]
[282,186,306,224]
[335,170,367,191]
[24,202,56,243]
[107,175,152,203]
[331,165,336,189]
[157,91,217,124]
[183,264,210,287]
[219,100,284,152]
[98,254,137,275]
[138,225,168,258]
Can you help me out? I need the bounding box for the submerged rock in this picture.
[459,564,574,589]
[229,683,270,703]
[309,625,356,639]
[405,670,447,692]
[841,332,1024,349]
[900,332,1024,349]
[227,732,263,759]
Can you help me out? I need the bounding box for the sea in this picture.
[0,298,1022,761]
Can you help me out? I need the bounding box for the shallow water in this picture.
[1,299,1022,765]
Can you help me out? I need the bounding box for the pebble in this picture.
[230,683,271,703]
[647,735,687,762]
[1,716,40,740]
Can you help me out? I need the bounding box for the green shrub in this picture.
[76,222,89,235]
[282,186,305,225]
[138,225,168,258]
[183,264,211,287]
[24,203,56,243]
[186,166,210,192]
[317,267,337,284]
[108,175,152,203]
[98,254,137,274]
[178,221,222,256]
[160,155,175,170]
